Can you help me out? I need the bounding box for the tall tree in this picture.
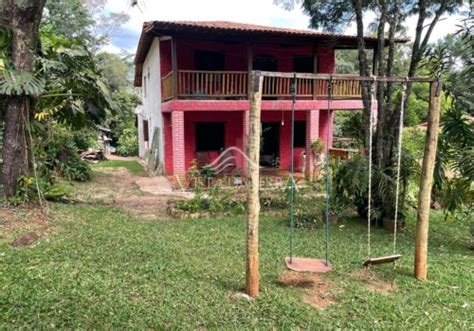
[277,0,463,218]
[0,0,47,197]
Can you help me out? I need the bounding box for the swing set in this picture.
[245,71,442,297]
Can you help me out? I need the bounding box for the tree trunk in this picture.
[415,81,441,280]
[375,0,388,167]
[381,3,400,166]
[246,73,263,297]
[2,98,29,197]
[352,0,372,148]
[392,0,447,158]
[0,0,46,197]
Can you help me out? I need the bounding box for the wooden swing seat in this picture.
[363,254,401,267]
[285,257,332,273]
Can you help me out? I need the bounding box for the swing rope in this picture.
[324,77,333,265]
[393,80,408,254]
[288,73,297,263]
[288,74,331,266]
[367,78,376,259]
[365,78,407,265]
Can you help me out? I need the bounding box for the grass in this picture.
[0,167,472,328]
[92,160,146,177]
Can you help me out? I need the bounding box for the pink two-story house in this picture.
[134,21,395,178]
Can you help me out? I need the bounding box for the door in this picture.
[260,122,280,167]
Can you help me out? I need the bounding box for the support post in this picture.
[242,110,250,177]
[246,72,263,297]
[171,38,178,99]
[414,80,442,280]
[171,111,185,177]
[246,43,253,98]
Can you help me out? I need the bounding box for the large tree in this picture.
[0,0,47,197]
[277,0,463,219]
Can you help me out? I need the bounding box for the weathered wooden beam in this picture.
[247,42,253,98]
[171,38,178,99]
[312,43,318,99]
[414,80,442,280]
[246,72,263,297]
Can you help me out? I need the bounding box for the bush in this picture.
[174,181,245,214]
[60,157,91,182]
[116,127,138,156]
[8,175,70,206]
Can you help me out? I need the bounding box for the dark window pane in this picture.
[253,55,278,71]
[293,56,314,73]
[143,120,149,142]
[196,122,225,151]
[194,50,225,71]
[293,121,306,147]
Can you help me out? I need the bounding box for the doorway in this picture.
[260,122,280,167]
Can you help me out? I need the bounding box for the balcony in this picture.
[162,70,362,102]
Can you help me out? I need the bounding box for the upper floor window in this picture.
[293,56,314,73]
[194,50,225,71]
[253,55,278,71]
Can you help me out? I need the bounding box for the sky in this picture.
[103,0,467,54]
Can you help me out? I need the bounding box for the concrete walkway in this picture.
[135,176,193,199]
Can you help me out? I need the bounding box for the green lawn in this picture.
[92,160,147,176]
[0,200,472,328]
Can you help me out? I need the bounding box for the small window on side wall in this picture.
[143,120,149,142]
[143,76,147,98]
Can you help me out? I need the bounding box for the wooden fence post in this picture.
[414,80,442,280]
[246,72,263,297]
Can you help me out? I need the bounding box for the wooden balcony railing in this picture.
[161,71,173,101]
[178,70,248,98]
[161,70,362,101]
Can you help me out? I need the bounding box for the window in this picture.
[253,55,278,71]
[143,120,149,142]
[196,122,225,151]
[293,56,314,73]
[293,121,306,148]
[194,50,225,71]
[143,76,147,98]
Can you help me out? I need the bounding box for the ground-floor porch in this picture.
[161,107,352,179]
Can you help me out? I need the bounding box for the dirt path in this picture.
[71,167,191,220]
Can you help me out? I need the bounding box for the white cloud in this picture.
[104,0,466,53]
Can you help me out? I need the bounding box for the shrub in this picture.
[8,175,70,206]
[116,127,139,156]
[60,157,91,182]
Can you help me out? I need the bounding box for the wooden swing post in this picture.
[414,80,442,280]
[246,72,263,297]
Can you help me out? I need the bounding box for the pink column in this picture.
[328,109,335,148]
[305,109,320,179]
[319,109,334,148]
[171,111,185,176]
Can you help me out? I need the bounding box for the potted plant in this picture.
[310,139,325,155]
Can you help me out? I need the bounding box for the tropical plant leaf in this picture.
[0,70,45,96]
